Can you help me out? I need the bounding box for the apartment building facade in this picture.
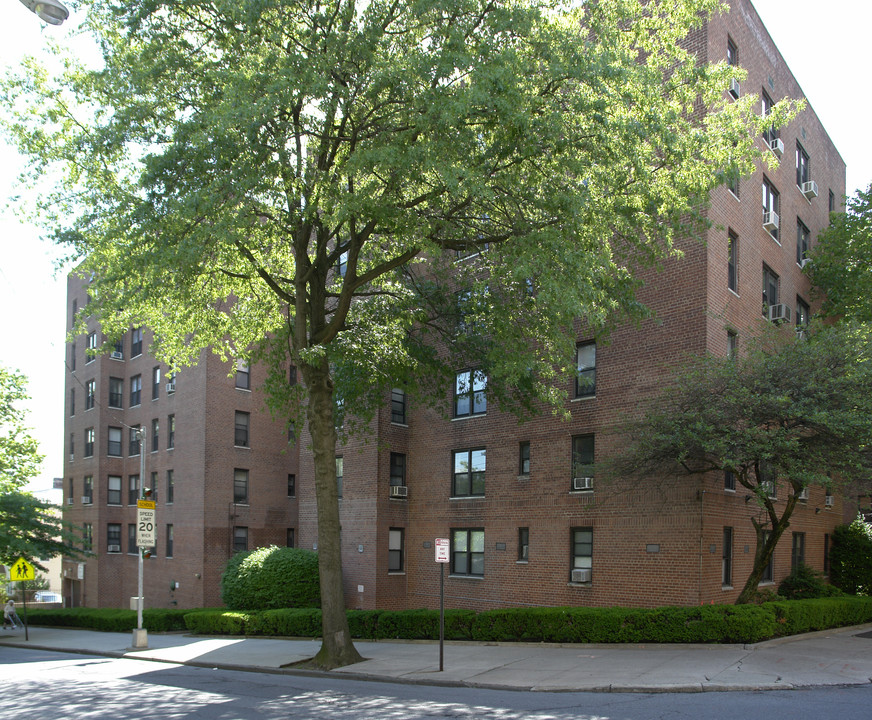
[62,0,847,611]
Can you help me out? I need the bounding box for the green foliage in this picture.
[830,517,872,595]
[808,184,872,322]
[764,597,872,637]
[221,546,320,610]
[0,367,85,568]
[612,321,872,603]
[21,607,191,632]
[778,563,842,600]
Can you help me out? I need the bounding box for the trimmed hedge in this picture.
[23,597,872,644]
[221,546,320,610]
[18,607,192,632]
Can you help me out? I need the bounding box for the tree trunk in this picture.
[735,498,796,604]
[302,359,363,669]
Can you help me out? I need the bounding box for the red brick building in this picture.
[62,0,847,611]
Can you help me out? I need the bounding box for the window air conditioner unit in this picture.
[768,304,791,323]
[825,495,834,507]
[81,496,92,505]
[389,485,408,498]
[801,180,819,200]
[67,497,74,505]
[800,257,811,269]
[763,211,780,233]
[770,137,784,158]
[166,381,176,393]
[572,476,594,491]
[107,545,121,553]
[110,351,123,360]
[797,486,809,501]
[729,78,740,99]
[571,568,591,583]
[69,453,74,461]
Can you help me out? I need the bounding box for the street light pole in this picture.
[132,427,148,649]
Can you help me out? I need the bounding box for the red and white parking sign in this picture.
[435,538,450,563]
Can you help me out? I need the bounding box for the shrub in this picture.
[830,516,872,595]
[221,545,320,610]
[765,597,872,636]
[778,563,841,600]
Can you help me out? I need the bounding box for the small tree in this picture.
[612,322,872,604]
[0,367,84,568]
[830,516,872,596]
[222,546,321,610]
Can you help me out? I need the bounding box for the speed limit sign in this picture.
[136,500,156,547]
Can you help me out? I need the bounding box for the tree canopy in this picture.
[808,183,872,322]
[0,367,83,570]
[611,322,872,603]
[2,0,790,665]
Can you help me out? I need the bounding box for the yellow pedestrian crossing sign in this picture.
[9,557,35,581]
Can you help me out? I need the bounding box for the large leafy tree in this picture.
[2,0,786,666]
[0,367,83,570]
[611,322,872,604]
[807,184,872,322]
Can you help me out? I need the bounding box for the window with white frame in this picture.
[391,388,407,424]
[232,526,248,553]
[575,342,596,397]
[762,178,780,240]
[388,528,404,572]
[454,369,487,417]
[722,527,733,586]
[131,327,143,357]
[796,219,810,265]
[571,435,594,490]
[107,523,122,552]
[728,231,739,293]
[234,411,250,447]
[130,375,142,407]
[762,265,779,315]
[235,359,250,390]
[796,142,810,187]
[107,426,122,456]
[390,452,406,487]
[107,475,122,505]
[152,366,161,400]
[108,377,123,408]
[85,427,95,457]
[571,527,593,582]
[86,379,96,410]
[233,469,249,504]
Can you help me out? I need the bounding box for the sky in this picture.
[1,0,871,503]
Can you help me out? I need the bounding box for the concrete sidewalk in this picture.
[2,623,872,692]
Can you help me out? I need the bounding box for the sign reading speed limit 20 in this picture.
[136,499,156,547]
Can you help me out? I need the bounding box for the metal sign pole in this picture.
[132,428,148,649]
[439,562,444,672]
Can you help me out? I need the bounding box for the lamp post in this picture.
[18,0,69,25]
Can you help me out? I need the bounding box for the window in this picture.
[571,527,593,582]
[107,426,122,456]
[234,411,250,447]
[86,379,96,410]
[762,91,777,147]
[128,474,139,505]
[761,531,774,583]
[760,462,777,499]
[69,433,74,460]
[150,472,158,502]
[86,332,97,362]
[127,523,137,553]
[519,441,531,476]
[722,527,733,586]
[762,178,780,240]
[167,414,175,449]
[83,476,93,504]
[454,370,487,417]
[338,249,348,278]
[107,523,122,552]
[286,528,295,548]
[151,418,159,451]
[82,522,93,552]
[575,342,596,397]
[824,533,830,574]
[391,388,407,424]
[70,388,75,416]
[287,474,296,497]
[452,448,485,497]
[112,339,124,358]
[451,528,484,576]
[336,456,343,498]
[129,425,141,456]
[235,359,250,390]
[166,525,174,558]
[791,532,806,570]
[233,469,249,504]
[796,296,810,328]
[152,366,161,400]
[518,527,529,561]
[796,219,810,265]
[131,327,143,357]
[389,528,405,572]
[130,375,142,407]
[166,470,174,504]
[571,435,595,489]
[727,231,739,293]
[796,142,810,187]
[727,331,738,360]
[232,526,248,553]
[107,475,122,505]
[390,453,406,487]
[829,189,836,213]
[727,37,738,67]
[84,428,95,458]
[762,265,779,315]
[108,377,123,408]
[724,470,735,491]
[70,340,76,371]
